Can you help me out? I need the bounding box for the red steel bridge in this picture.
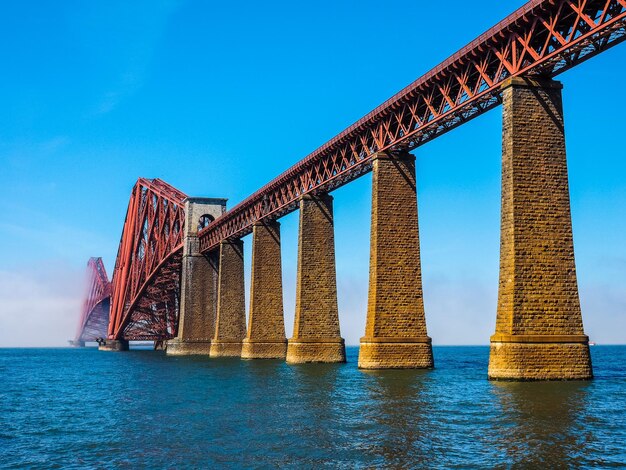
[107,178,187,342]
[71,257,111,346]
[75,0,626,346]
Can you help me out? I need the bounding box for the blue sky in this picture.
[0,0,624,346]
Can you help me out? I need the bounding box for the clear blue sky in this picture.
[1,0,624,346]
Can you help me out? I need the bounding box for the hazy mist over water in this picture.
[1,346,625,468]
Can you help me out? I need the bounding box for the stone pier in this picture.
[167,198,226,356]
[287,194,346,363]
[210,239,247,357]
[242,221,288,359]
[358,152,433,369]
[98,339,129,351]
[488,77,592,380]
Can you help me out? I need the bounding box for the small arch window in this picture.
[198,214,215,231]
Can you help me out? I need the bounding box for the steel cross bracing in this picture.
[108,178,188,341]
[198,0,626,253]
[75,257,111,343]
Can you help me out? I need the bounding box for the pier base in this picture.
[166,339,212,356]
[210,340,244,357]
[98,339,129,351]
[359,338,433,369]
[489,335,592,380]
[242,340,287,359]
[286,339,345,364]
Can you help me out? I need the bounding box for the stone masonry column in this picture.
[242,221,288,359]
[488,77,592,380]
[210,239,247,357]
[167,198,226,356]
[358,151,434,369]
[286,194,346,363]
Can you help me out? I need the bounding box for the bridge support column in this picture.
[98,339,129,351]
[210,239,247,357]
[489,77,592,380]
[167,252,218,355]
[242,221,287,359]
[287,194,346,363]
[168,198,226,356]
[358,152,433,369]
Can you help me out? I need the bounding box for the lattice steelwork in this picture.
[75,257,111,343]
[198,0,626,253]
[108,179,187,341]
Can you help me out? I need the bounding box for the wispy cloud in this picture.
[1,135,71,170]
[39,136,70,154]
[0,220,109,262]
[95,91,124,116]
[69,0,185,116]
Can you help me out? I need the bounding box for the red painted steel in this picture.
[107,178,187,341]
[92,0,626,343]
[198,0,626,253]
[75,257,111,343]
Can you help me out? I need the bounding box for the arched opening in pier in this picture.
[198,214,215,231]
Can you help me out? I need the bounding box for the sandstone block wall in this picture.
[359,152,433,369]
[167,251,218,356]
[210,239,247,357]
[167,198,224,356]
[489,340,592,380]
[489,77,592,380]
[287,194,345,363]
[242,221,287,359]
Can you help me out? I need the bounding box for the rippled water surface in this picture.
[1,346,625,468]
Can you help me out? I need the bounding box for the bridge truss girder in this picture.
[198,0,626,253]
[108,179,187,341]
[75,257,111,343]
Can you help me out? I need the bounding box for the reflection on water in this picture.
[491,381,591,467]
[283,362,345,465]
[360,369,432,467]
[1,346,625,467]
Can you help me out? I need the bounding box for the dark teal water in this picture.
[1,346,625,468]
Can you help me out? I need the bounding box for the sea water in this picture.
[1,346,625,468]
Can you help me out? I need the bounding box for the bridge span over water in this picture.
[70,258,110,347]
[76,0,626,380]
